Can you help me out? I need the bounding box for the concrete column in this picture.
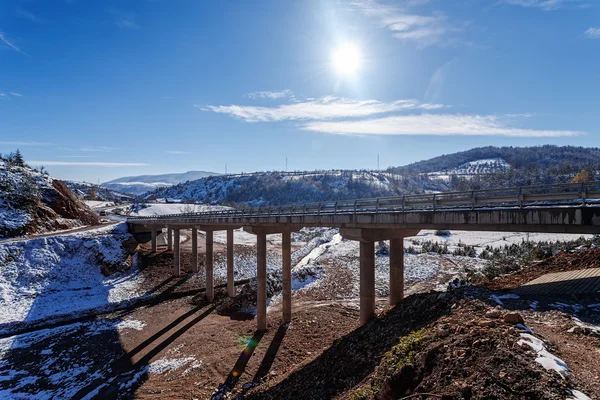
[282,230,292,324]
[173,228,181,276]
[389,238,404,306]
[151,229,157,253]
[205,231,214,302]
[167,227,173,251]
[257,232,267,331]
[360,241,376,325]
[191,228,198,272]
[227,229,235,297]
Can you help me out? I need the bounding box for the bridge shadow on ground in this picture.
[212,324,290,399]
[244,292,457,400]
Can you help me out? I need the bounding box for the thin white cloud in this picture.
[350,0,468,47]
[10,92,22,97]
[166,150,190,154]
[247,90,295,100]
[16,8,40,22]
[501,0,588,10]
[584,27,600,39]
[0,141,52,146]
[200,96,445,122]
[27,161,148,167]
[0,93,5,97]
[302,114,582,137]
[58,146,120,152]
[109,10,140,29]
[0,31,27,55]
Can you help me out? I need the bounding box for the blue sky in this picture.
[1,0,599,183]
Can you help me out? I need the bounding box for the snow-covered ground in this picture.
[0,223,143,335]
[131,203,230,216]
[413,230,591,252]
[84,200,115,209]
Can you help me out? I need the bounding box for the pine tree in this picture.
[14,149,25,167]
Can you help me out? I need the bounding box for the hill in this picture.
[0,154,100,239]
[65,180,134,203]
[144,146,599,207]
[102,171,218,196]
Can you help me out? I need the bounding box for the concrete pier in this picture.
[167,227,173,251]
[227,229,235,297]
[151,229,157,253]
[389,238,404,306]
[173,228,181,276]
[282,230,292,324]
[191,227,198,272]
[205,230,214,302]
[256,231,267,331]
[359,241,375,325]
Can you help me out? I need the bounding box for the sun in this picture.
[331,43,361,77]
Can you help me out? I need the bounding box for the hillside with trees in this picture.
[144,146,598,207]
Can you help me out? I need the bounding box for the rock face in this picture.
[48,180,100,225]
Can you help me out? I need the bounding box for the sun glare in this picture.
[331,43,361,77]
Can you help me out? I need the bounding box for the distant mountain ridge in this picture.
[142,145,600,207]
[102,171,218,195]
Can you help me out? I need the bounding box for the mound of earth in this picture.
[485,247,600,291]
[245,293,585,400]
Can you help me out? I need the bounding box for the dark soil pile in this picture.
[485,247,600,290]
[246,295,578,400]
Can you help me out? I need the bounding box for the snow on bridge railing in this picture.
[127,181,600,223]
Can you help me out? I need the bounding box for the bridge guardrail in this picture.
[127,181,600,223]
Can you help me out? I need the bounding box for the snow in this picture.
[149,357,196,374]
[84,200,115,209]
[414,230,592,253]
[569,390,592,400]
[490,294,520,306]
[131,203,229,216]
[518,333,569,378]
[0,223,144,334]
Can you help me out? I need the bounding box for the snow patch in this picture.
[518,333,569,378]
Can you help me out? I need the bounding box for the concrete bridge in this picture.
[127,181,600,330]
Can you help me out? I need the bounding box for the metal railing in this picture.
[127,181,600,223]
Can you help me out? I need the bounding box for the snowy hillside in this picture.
[66,180,133,203]
[0,223,140,334]
[103,170,219,196]
[0,157,99,239]
[147,170,446,206]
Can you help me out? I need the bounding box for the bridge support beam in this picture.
[173,228,181,276]
[340,228,420,325]
[151,229,157,253]
[167,227,173,251]
[256,231,267,331]
[227,229,235,297]
[389,238,404,306]
[191,228,198,273]
[205,230,214,302]
[282,230,292,324]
